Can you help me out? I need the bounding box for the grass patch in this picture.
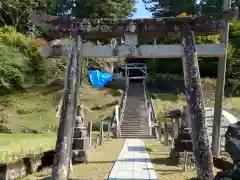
[0,90,59,132]
[0,130,111,164]
[144,140,220,180]
[152,93,240,122]
[0,80,124,132]
[22,139,124,180]
[0,133,56,163]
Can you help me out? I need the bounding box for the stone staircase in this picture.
[120,82,152,138]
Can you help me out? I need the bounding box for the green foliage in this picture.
[53,0,136,19]
[0,43,30,92]
[0,26,47,82]
[0,26,68,94]
[143,0,197,17]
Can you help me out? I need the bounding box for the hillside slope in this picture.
[0,81,124,133]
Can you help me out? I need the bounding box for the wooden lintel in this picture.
[30,8,238,39]
[42,43,225,58]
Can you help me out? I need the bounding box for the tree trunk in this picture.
[180,27,214,180]
[52,35,83,180]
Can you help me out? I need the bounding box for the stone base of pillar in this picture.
[72,123,89,163]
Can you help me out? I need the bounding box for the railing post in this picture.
[100,121,104,145]
[158,122,162,141]
[108,121,111,140]
[149,106,152,136]
[164,121,169,146]
[115,105,120,138]
[87,121,92,147]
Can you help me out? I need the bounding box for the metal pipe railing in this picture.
[144,80,158,137]
[110,79,129,138]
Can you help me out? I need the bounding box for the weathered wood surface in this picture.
[212,0,231,157]
[164,122,168,146]
[180,27,214,179]
[30,8,238,39]
[51,36,83,180]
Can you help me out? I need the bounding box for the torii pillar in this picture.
[212,0,231,157]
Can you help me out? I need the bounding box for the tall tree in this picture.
[199,0,224,13]
[143,0,198,17]
[199,0,239,15]
[54,0,136,19]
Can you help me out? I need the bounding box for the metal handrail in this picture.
[144,80,157,127]
[110,79,129,137]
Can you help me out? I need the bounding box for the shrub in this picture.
[0,43,31,93]
[0,26,47,83]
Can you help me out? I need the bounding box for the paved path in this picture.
[107,139,158,180]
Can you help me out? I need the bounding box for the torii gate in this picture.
[31,8,238,180]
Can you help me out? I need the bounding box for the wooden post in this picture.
[88,121,92,147]
[52,35,83,180]
[183,150,188,172]
[100,121,104,145]
[158,122,162,141]
[180,26,213,179]
[172,119,179,149]
[155,126,160,140]
[164,122,168,146]
[96,134,99,148]
[108,121,111,140]
[175,118,179,135]
[212,0,231,157]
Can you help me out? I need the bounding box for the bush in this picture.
[0,26,68,95]
[0,43,31,93]
[0,26,47,83]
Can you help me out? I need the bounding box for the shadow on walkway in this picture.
[151,157,176,166]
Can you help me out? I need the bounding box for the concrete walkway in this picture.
[107,139,158,180]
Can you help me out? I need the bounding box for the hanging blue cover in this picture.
[88,70,113,88]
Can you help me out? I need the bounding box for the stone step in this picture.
[121,121,144,123]
[121,131,150,135]
[120,124,145,127]
[120,134,151,138]
[122,119,147,121]
[121,124,149,126]
[120,135,154,139]
[120,123,144,128]
[123,117,147,119]
[121,124,145,127]
[121,120,146,123]
[124,112,146,114]
[122,116,146,119]
[121,132,150,135]
[121,130,149,133]
[120,130,149,133]
[121,123,148,125]
[121,128,143,131]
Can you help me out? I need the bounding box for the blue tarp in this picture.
[88,70,113,88]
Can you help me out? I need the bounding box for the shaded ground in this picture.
[144,140,220,180]
[22,139,124,180]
